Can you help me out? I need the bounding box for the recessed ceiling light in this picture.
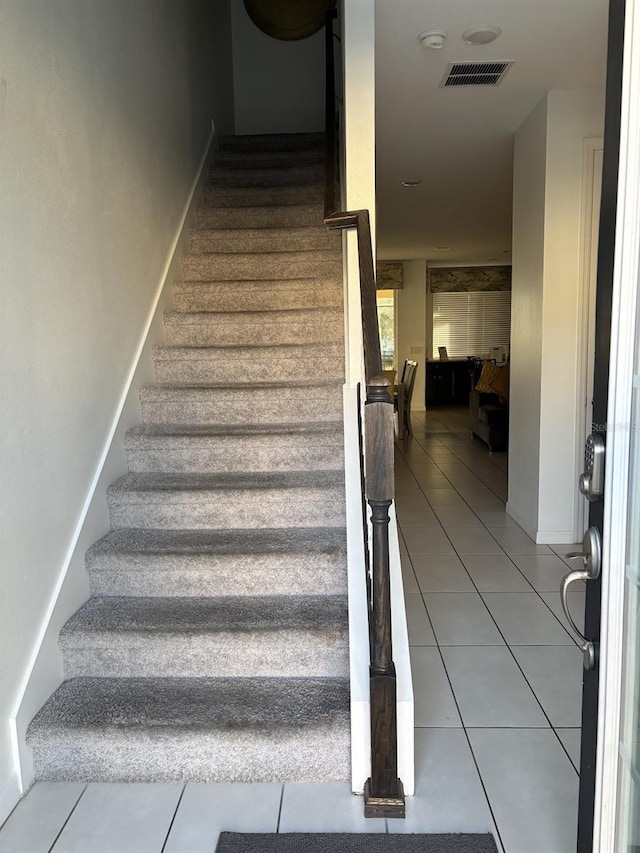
[462,25,502,45]
[418,29,447,50]
[401,179,422,187]
[435,246,451,252]
[487,257,498,262]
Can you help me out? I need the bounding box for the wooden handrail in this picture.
[326,209,382,381]
[323,10,405,819]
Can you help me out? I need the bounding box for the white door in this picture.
[614,343,640,846]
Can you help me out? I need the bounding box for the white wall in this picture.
[396,261,427,411]
[230,0,324,135]
[508,95,548,535]
[0,0,234,819]
[509,90,605,541]
[537,90,605,541]
[341,0,376,385]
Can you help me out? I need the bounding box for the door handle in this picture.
[565,525,601,578]
[562,526,601,670]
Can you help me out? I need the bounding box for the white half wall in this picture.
[230,0,325,135]
[509,89,605,542]
[396,260,427,411]
[0,0,234,821]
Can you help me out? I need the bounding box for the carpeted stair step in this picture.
[86,527,348,597]
[218,132,326,152]
[189,226,340,255]
[181,249,340,281]
[196,203,324,230]
[214,148,324,168]
[208,164,324,188]
[152,342,344,384]
[27,131,351,788]
[163,307,343,346]
[58,595,349,679]
[107,471,346,530]
[26,676,350,782]
[203,184,323,208]
[172,278,342,312]
[125,422,345,474]
[140,381,342,426]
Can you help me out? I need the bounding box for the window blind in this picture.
[432,291,511,358]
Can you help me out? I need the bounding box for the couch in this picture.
[469,389,508,452]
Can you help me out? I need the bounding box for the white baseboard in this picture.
[10,122,217,800]
[535,531,576,545]
[0,770,22,827]
[506,502,576,545]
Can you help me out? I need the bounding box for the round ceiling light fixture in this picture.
[462,25,502,45]
[418,29,447,50]
[401,179,422,187]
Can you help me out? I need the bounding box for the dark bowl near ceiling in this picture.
[243,0,337,40]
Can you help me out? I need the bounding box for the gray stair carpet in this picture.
[27,133,350,784]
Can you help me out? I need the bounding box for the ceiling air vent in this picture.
[440,61,514,88]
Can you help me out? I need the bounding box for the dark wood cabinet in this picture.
[425,359,472,406]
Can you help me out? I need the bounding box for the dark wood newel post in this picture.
[323,11,403,815]
[369,498,392,672]
[363,376,405,818]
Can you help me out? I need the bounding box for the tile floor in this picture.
[0,407,585,853]
[396,407,584,853]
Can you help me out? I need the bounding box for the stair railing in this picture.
[324,10,405,818]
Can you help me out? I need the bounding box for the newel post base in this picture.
[364,780,405,819]
[363,669,406,818]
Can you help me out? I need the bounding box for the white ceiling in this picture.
[375,0,610,263]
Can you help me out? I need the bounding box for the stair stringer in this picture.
[11,123,218,796]
[343,383,371,794]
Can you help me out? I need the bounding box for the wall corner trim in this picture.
[504,500,538,542]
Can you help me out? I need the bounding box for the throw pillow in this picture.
[475,361,503,394]
[490,362,510,403]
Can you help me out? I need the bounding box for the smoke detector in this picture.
[418,29,447,50]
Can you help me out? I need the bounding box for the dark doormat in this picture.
[215,832,499,852]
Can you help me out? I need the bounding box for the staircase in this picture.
[26,133,351,784]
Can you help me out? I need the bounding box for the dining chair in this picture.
[394,359,418,438]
